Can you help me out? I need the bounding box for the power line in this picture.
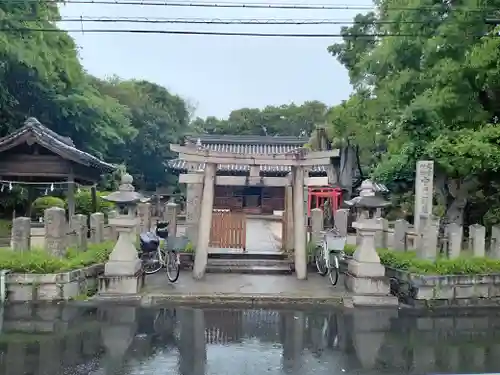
[6,16,483,25]
[0,27,496,37]
[0,0,497,12]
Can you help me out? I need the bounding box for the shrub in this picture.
[343,245,500,275]
[71,189,115,216]
[0,219,11,238]
[0,241,115,273]
[32,196,65,218]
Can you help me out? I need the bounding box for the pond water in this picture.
[0,304,499,375]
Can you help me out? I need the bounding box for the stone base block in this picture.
[104,259,141,276]
[98,270,144,295]
[348,259,385,278]
[345,272,391,295]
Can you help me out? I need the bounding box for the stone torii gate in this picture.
[170,144,340,280]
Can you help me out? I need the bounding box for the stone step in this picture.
[206,264,292,275]
[208,251,286,261]
[207,258,292,267]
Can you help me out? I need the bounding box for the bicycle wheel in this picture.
[315,243,328,276]
[165,251,180,282]
[328,254,340,286]
[142,251,163,275]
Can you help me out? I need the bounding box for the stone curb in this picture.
[82,293,345,308]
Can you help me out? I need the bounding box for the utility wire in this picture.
[0,0,498,12]
[6,16,487,25]
[0,27,497,37]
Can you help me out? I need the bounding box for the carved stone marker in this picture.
[414,160,434,233]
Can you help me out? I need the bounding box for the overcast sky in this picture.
[59,0,373,118]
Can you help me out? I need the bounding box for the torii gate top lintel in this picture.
[170,144,340,167]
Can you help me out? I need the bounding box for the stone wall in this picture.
[5,264,104,301]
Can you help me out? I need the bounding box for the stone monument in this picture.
[344,180,398,307]
[98,174,145,295]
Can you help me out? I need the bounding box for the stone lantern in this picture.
[98,174,145,295]
[345,179,391,220]
[343,179,397,307]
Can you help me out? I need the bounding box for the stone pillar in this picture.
[44,207,67,257]
[193,163,216,279]
[334,209,349,237]
[310,208,324,245]
[469,224,486,257]
[284,185,294,251]
[165,201,179,238]
[108,210,118,241]
[186,171,203,245]
[491,225,500,259]
[344,219,397,306]
[374,218,388,249]
[90,212,105,243]
[137,202,151,235]
[392,219,408,251]
[417,218,439,260]
[100,214,142,295]
[293,166,307,280]
[414,160,434,233]
[11,217,30,251]
[71,214,87,251]
[281,311,305,373]
[447,223,463,259]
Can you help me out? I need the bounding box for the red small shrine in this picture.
[307,186,343,216]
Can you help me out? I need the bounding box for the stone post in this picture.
[178,308,207,375]
[392,219,408,251]
[491,225,500,259]
[165,201,179,238]
[193,163,216,279]
[108,210,118,241]
[137,202,151,235]
[186,170,203,246]
[417,218,439,260]
[284,185,294,251]
[11,217,30,251]
[469,224,486,257]
[310,208,324,245]
[90,212,105,243]
[293,166,307,280]
[71,214,87,251]
[344,219,397,306]
[334,209,349,237]
[447,223,463,259]
[414,160,434,233]
[374,218,388,249]
[44,207,67,257]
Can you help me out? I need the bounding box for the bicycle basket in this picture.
[324,233,347,252]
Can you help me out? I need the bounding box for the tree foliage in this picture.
[327,0,500,225]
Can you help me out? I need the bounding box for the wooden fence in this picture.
[209,210,246,250]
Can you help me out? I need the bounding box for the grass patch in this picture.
[0,241,114,274]
[343,244,500,275]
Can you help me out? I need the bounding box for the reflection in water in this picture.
[1,304,500,374]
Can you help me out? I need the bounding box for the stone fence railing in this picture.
[10,207,117,255]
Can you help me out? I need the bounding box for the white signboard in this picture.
[414,160,434,233]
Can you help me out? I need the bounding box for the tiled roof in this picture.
[169,135,327,174]
[0,118,116,173]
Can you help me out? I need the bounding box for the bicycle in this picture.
[139,221,180,282]
[314,228,347,286]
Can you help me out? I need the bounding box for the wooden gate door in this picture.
[210,210,246,250]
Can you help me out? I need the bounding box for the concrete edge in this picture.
[82,293,346,308]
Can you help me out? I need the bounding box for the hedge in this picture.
[342,245,500,275]
[0,241,115,274]
[32,196,65,217]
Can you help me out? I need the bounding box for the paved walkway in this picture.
[139,272,348,306]
[245,218,280,252]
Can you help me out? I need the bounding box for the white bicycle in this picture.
[314,228,347,286]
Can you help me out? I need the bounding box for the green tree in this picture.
[328,0,500,225]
